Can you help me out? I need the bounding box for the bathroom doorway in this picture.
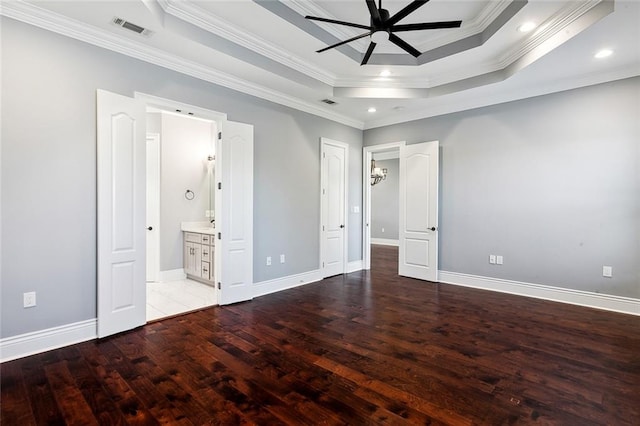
[144,106,218,321]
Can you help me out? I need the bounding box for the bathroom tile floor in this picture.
[146,279,216,321]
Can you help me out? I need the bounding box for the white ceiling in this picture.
[4,0,639,129]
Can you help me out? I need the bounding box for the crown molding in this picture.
[363,64,640,130]
[497,0,604,68]
[0,1,364,129]
[162,0,337,86]
[286,0,370,52]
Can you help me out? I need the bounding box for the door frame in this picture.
[362,141,405,270]
[134,92,227,307]
[320,137,349,277]
[145,132,161,283]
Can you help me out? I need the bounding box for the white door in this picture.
[97,89,146,338]
[218,120,254,305]
[146,134,160,282]
[321,138,347,277]
[399,141,439,281]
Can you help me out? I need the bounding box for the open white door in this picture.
[97,90,146,337]
[321,139,347,277]
[399,141,439,281]
[218,120,254,305]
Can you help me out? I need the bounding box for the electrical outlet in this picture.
[603,266,612,278]
[496,255,504,265]
[280,254,285,263]
[353,206,360,213]
[489,255,496,264]
[205,210,211,218]
[381,227,385,233]
[266,256,272,266]
[23,291,36,308]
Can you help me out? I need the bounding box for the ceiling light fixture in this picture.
[594,48,613,59]
[368,107,377,113]
[518,22,536,33]
[370,30,389,44]
[379,70,391,77]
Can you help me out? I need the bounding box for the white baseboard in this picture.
[1,319,97,363]
[439,271,640,316]
[252,269,323,299]
[158,268,186,282]
[371,238,399,246]
[347,260,363,273]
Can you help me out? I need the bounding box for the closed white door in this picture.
[399,141,439,281]
[97,89,146,338]
[145,134,160,282]
[218,120,254,305]
[321,139,347,277]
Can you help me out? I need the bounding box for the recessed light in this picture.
[379,70,391,77]
[368,107,377,113]
[518,22,536,33]
[594,48,613,59]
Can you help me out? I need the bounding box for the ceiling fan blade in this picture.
[361,42,377,65]
[387,0,430,26]
[317,31,372,53]
[389,33,421,57]
[366,0,381,23]
[305,16,371,31]
[392,21,462,32]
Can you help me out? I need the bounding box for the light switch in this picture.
[603,266,612,278]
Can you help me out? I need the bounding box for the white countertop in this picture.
[181,221,216,235]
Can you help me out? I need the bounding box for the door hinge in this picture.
[217,282,221,290]
[218,232,222,240]
[218,131,222,140]
[322,225,325,231]
[218,182,222,190]
[322,188,325,195]
[322,262,325,268]
[323,152,326,158]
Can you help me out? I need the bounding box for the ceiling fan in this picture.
[305,0,462,65]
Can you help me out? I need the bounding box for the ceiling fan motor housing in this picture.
[373,8,391,28]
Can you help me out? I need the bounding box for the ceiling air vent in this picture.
[112,17,153,36]
[321,99,337,105]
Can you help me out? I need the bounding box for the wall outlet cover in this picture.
[266,256,272,266]
[489,255,496,264]
[23,291,36,308]
[603,266,612,278]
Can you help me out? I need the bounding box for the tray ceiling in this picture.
[3,0,639,129]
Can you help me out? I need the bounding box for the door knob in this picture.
[340,224,345,228]
[147,226,153,231]
[429,226,436,231]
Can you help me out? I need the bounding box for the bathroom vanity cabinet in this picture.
[183,231,215,284]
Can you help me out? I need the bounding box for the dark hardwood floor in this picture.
[2,245,639,425]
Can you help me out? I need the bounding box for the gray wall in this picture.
[371,159,399,240]
[365,77,640,299]
[1,17,362,338]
